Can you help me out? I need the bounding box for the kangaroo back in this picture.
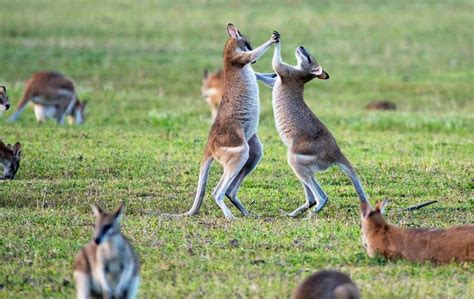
[360,200,474,263]
[9,71,79,122]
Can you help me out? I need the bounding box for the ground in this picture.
[0,1,473,298]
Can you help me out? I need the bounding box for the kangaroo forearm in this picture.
[255,72,276,88]
[272,43,291,75]
[234,39,273,65]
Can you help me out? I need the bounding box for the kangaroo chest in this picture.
[225,65,260,140]
[94,242,128,288]
[272,80,305,145]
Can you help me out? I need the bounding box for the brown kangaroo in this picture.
[201,69,224,120]
[292,270,360,299]
[181,23,279,220]
[271,41,369,217]
[9,71,86,124]
[360,200,474,263]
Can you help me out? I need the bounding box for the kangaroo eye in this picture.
[103,224,112,232]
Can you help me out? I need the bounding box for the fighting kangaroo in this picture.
[271,40,369,217]
[182,23,279,220]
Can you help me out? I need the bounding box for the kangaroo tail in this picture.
[8,89,33,122]
[337,155,369,203]
[182,153,214,216]
[402,200,438,211]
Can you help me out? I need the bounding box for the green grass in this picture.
[1,0,473,298]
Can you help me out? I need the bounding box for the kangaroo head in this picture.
[201,69,224,106]
[360,200,388,252]
[0,140,21,180]
[0,86,10,111]
[91,203,124,245]
[289,46,329,83]
[225,23,255,60]
[69,100,87,125]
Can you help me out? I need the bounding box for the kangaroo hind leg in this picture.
[225,134,263,216]
[212,144,249,220]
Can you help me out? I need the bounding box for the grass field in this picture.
[1,0,473,298]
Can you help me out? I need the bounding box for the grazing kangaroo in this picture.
[292,270,360,299]
[74,203,140,299]
[182,23,279,220]
[202,68,277,119]
[0,86,11,111]
[271,41,369,217]
[9,71,86,124]
[0,140,21,180]
[360,200,474,263]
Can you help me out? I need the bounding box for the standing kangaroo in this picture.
[0,140,21,180]
[9,71,86,124]
[0,86,11,111]
[271,41,369,217]
[292,270,360,299]
[360,200,474,263]
[182,23,279,220]
[74,203,140,299]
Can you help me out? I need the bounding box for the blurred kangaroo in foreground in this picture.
[361,200,474,263]
[182,23,279,220]
[74,203,140,299]
[293,270,360,299]
[270,41,369,217]
[9,71,86,124]
[0,86,11,111]
[0,140,21,180]
[202,69,277,119]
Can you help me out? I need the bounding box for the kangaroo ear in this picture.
[113,202,124,221]
[0,140,8,151]
[317,70,329,80]
[203,69,209,79]
[227,23,241,40]
[360,201,372,218]
[13,142,21,157]
[0,86,6,93]
[375,200,389,215]
[91,204,103,217]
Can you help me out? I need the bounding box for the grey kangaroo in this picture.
[270,41,369,217]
